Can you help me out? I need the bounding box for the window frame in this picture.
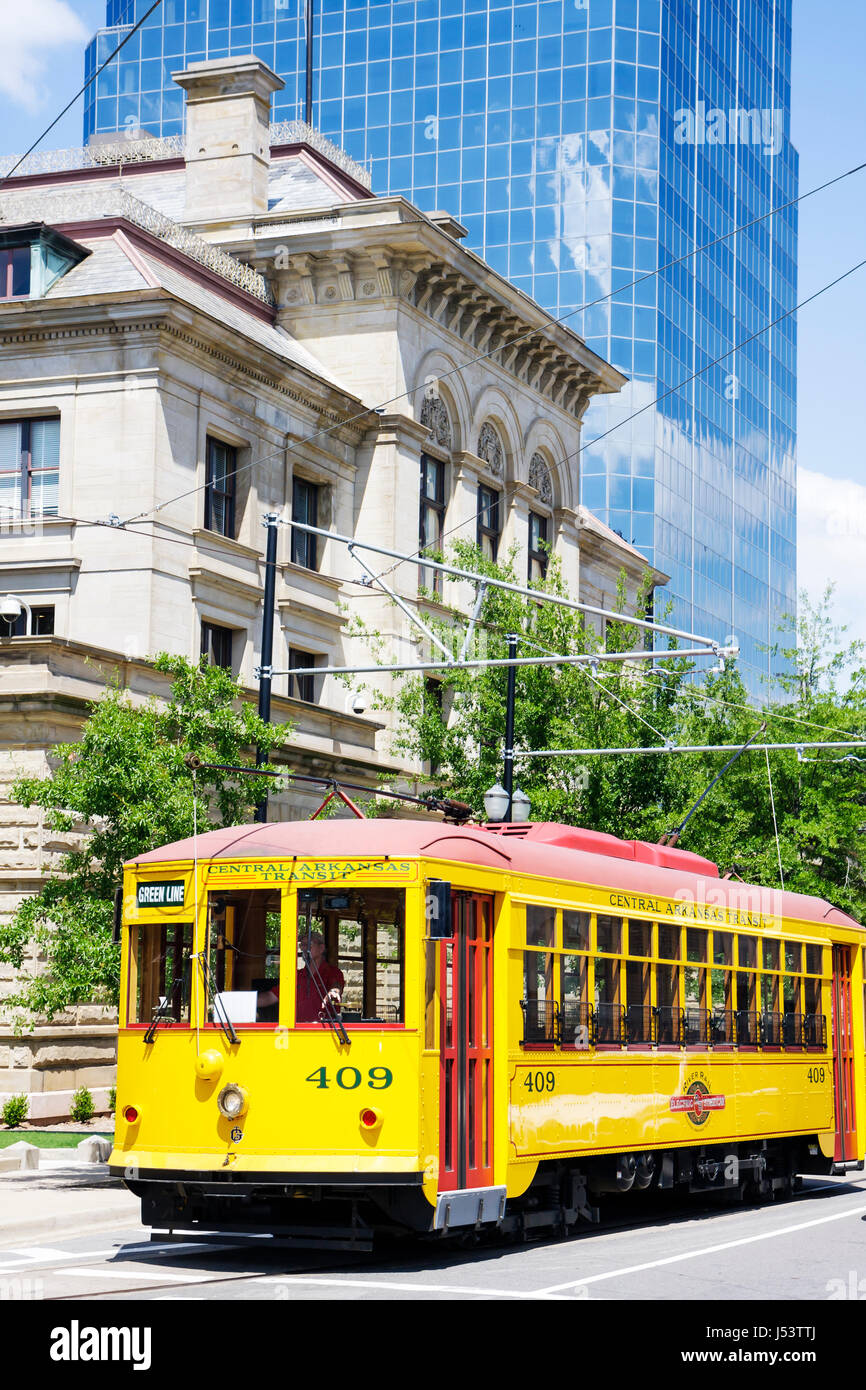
[477,483,501,561]
[0,417,60,520]
[291,475,319,570]
[528,510,549,583]
[0,246,31,300]
[200,620,234,671]
[419,452,446,594]
[204,436,237,539]
[0,604,54,638]
[287,647,319,703]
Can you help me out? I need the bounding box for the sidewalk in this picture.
[0,1157,141,1247]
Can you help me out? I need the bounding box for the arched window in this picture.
[419,393,452,595]
[528,453,553,582]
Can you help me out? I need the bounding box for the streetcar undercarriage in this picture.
[122,1136,845,1247]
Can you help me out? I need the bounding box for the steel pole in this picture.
[255,514,279,823]
[503,634,517,819]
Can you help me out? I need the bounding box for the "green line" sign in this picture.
[137,880,186,907]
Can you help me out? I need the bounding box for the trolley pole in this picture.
[255,513,279,823]
[503,633,517,820]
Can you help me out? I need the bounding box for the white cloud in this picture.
[1,1,89,112]
[797,466,866,649]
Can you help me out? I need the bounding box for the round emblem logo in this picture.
[687,1081,709,1125]
[669,1071,726,1127]
[230,1127,243,1143]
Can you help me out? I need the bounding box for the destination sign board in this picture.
[137,880,186,908]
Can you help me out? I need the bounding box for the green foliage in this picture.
[1,1094,29,1127]
[0,656,292,1023]
[70,1086,95,1124]
[108,1087,116,1114]
[356,553,866,921]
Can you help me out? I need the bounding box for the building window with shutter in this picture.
[291,477,319,570]
[477,484,500,562]
[419,453,446,594]
[204,437,237,539]
[0,418,60,520]
[201,621,234,671]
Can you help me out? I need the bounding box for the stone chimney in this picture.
[172,56,284,224]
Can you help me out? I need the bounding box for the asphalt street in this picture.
[1,1173,865,1303]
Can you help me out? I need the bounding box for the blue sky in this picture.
[2,0,864,656]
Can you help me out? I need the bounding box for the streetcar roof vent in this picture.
[484,821,719,878]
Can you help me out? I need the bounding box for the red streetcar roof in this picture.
[129,817,862,931]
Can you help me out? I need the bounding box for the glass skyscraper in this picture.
[83,0,797,692]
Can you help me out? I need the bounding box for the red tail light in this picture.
[360,1109,378,1128]
[123,1105,139,1124]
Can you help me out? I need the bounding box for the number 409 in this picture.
[306,1066,393,1089]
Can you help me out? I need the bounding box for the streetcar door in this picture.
[438,892,494,1192]
[831,945,857,1162]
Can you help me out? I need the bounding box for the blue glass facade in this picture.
[84,0,797,692]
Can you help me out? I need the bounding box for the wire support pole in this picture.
[518,740,866,757]
[660,723,767,845]
[503,634,518,818]
[254,513,279,823]
[282,518,724,653]
[269,646,718,680]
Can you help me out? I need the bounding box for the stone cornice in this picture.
[256,219,624,418]
[273,245,612,420]
[0,299,367,443]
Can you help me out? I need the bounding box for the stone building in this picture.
[0,57,666,1117]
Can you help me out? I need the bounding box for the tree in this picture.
[354,547,866,920]
[0,656,290,1022]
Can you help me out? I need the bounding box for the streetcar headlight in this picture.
[217,1083,248,1119]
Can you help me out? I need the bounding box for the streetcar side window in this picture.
[296,888,405,1024]
[524,904,557,1043]
[561,911,590,1047]
[129,922,193,1024]
[207,889,282,1024]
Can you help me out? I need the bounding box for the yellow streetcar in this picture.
[110,817,865,1244]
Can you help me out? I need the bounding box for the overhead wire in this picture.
[0,0,166,191]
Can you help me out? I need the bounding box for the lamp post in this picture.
[503,633,517,817]
[484,634,532,824]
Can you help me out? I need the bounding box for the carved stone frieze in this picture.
[477,421,504,476]
[529,453,553,505]
[421,394,452,449]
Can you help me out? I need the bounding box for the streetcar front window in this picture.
[129,922,193,1025]
[296,888,405,1025]
[207,889,282,1024]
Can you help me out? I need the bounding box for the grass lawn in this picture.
[0,1130,114,1149]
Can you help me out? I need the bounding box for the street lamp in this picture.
[511,787,531,822]
[483,782,510,822]
[0,594,31,635]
